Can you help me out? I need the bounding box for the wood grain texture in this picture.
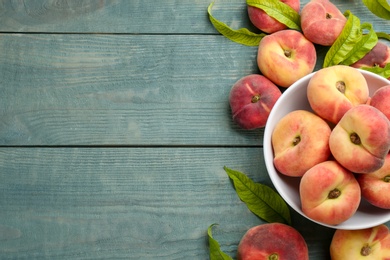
[0,148,388,259]
[0,34,330,146]
[0,33,264,146]
[1,1,390,259]
[0,0,389,34]
[0,147,339,259]
[0,0,252,34]
[1,1,390,146]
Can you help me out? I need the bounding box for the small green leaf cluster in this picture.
[208,167,291,259]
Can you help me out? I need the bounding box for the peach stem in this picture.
[328,188,341,199]
[251,94,261,103]
[268,253,278,260]
[284,50,292,58]
[336,81,346,94]
[360,244,372,256]
[350,133,361,145]
[292,136,301,146]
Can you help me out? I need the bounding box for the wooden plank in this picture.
[0,36,387,146]
[0,147,342,259]
[0,0,251,34]
[0,0,389,34]
[1,2,389,260]
[1,2,390,147]
[0,33,264,146]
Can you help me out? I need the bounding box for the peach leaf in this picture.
[207,224,233,260]
[246,0,301,31]
[323,10,364,67]
[207,2,265,46]
[341,22,378,66]
[376,31,390,40]
[361,62,390,79]
[363,0,390,20]
[224,166,292,225]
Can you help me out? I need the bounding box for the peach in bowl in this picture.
[263,66,390,230]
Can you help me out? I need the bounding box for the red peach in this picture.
[351,42,390,70]
[247,0,300,34]
[370,84,390,121]
[356,153,390,209]
[300,0,347,46]
[229,74,282,130]
[237,223,309,260]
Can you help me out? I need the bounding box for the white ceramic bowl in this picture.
[264,69,390,230]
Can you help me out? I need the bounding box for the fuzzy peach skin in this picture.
[370,85,390,121]
[247,0,300,34]
[330,224,390,259]
[229,74,282,130]
[329,104,390,174]
[300,160,361,226]
[356,153,390,209]
[272,110,331,177]
[307,65,369,124]
[237,223,309,260]
[300,0,347,46]
[257,29,316,88]
[351,42,390,71]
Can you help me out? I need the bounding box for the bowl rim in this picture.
[263,69,390,230]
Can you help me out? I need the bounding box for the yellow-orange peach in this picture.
[300,160,361,226]
[330,224,390,259]
[329,104,390,174]
[257,29,316,88]
[307,65,369,124]
[272,110,331,177]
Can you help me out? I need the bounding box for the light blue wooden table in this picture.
[0,1,389,259]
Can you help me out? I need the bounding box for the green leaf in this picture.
[362,0,390,20]
[207,2,265,46]
[377,31,390,41]
[208,224,233,260]
[341,22,378,65]
[224,166,292,225]
[324,10,363,67]
[246,0,301,30]
[360,63,390,79]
